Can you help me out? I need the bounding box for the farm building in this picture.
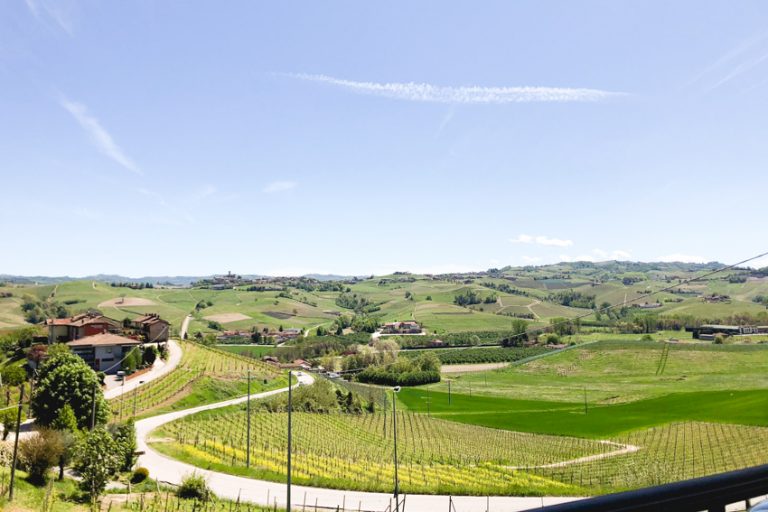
[66,332,141,373]
[46,313,121,343]
[380,321,422,335]
[690,325,762,339]
[131,313,170,342]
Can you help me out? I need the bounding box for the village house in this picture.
[131,313,170,342]
[46,313,122,343]
[66,332,141,374]
[280,359,312,371]
[380,321,422,335]
[270,328,302,343]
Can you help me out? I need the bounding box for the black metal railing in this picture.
[523,463,768,512]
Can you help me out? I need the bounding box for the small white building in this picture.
[67,333,141,374]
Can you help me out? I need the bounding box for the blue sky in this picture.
[2,1,768,277]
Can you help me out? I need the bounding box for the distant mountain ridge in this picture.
[1,260,753,287]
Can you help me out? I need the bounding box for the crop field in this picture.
[109,341,285,417]
[152,403,768,495]
[421,340,768,403]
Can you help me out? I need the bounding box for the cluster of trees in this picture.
[481,282,529,296]
[20,296,71,324]
[548,290,596,309]
[194,300,214,311]
[753,295,768,306]
[500,319,532,347]
[453,289,482,306]
[259,379,371,414]
[335,293,380,314]
[0,326,42,358]
[0,345,137,501]
[355,352,441,387]
[341,340,399,372]
[121,345,158,373]
[109,282,155,289]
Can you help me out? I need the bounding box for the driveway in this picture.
[103,340,183,399]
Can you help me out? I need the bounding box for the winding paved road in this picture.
[135,372,581,512]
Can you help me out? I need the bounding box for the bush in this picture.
[714,334,725,344]
[131,467,149,484]
[142,345,158,366]
[178,473,212,501]
[19,428,64,484]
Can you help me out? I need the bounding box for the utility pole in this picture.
[392,386,401,512]
[9,385,25,501]
[246,369,251,469]
[287,370,292,512]
[132,381,144,418]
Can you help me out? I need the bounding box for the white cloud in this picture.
[511,234,574,247]
[657,253,708,264]
[60,98,142,175]
[559,249,632,263]
[263,181,297,193]
[284,73,625,104]
[521,256,542,264]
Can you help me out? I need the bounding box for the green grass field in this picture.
[421,340,768,403]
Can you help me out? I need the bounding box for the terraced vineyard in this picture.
[152,403,768,495]
[110,341,284,417]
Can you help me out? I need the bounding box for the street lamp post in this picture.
[287,370,293,512]
[392,386,401,512]
[8,384,24,501]
[246,369,251,468]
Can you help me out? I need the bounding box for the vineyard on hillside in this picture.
[400,346,552,365]
[152,401,768,496]
[154,405,598,495]
[109,341,284,417]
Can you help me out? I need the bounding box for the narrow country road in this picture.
[180,314,192,340]
[135,372,581,512]
[103,340,182,399]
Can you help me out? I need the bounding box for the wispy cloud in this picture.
[60,98,142,175]
[559,249,631,263]
[688,33,768,91]
[24,0,75,35]
[657,253,708,264]
[283,73,625,104]
[511,234,574,247]
[263,181,297,193]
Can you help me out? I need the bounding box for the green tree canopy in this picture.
[31,353,108,429]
